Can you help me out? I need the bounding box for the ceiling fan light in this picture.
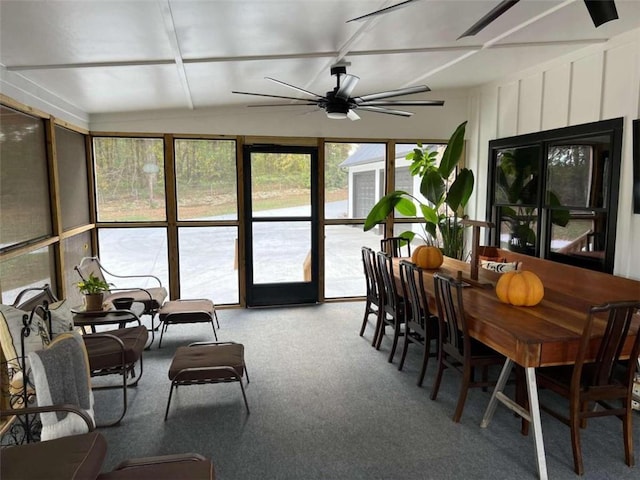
[327,111,348,120]
[326,103,349,120]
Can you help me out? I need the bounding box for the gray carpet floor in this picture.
[94,301,639,479]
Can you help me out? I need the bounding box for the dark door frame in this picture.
[242,144,319,307]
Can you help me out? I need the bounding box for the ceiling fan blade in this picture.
[247,103,318,107]
[457,0,520,39]
[356,106,414,117]
[232,90,323,102]
[346,0,420,23]
[356,85,430,103]
[583,0,618,28]
[265,77,324,99]
[360,100,444,107]
[336,74,360,100]
[347,109,361,121]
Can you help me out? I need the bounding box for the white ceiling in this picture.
[2,0,640,116]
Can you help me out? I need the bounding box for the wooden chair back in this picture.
[574,301,640,393]
[380,237,411,258]
[432,273,467,358]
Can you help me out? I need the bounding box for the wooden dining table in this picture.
[392,253,640,480]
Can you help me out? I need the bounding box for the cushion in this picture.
[169,344,245,382]
[45,299,75,340]
[0,431,107,480]
[28,332,95,440]
[0,304,47,373]
[480,260,520,273]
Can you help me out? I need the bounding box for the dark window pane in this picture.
[0,106,51,248]
[494,146,540,205]
[547,136,611,208]
[499,206,538,254]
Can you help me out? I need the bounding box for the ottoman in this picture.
[158,299,219,348]
[164,342,250,420]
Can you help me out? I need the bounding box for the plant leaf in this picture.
[363,191,407,231]
[420,204,439,225]
[438,121,467,179]
[420,170,445,206]
[446,168,474,212]
[395,197,416,216]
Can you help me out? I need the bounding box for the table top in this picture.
[71,301,144,325]
[393,256,640,368]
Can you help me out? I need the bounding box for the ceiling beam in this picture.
[4,38,604,72]
[158,0,193,110]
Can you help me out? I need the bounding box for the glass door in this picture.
[243,145,318,306]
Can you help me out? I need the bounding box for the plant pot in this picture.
[84,293,104,311]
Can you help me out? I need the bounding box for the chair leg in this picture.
[164,382,176,421]
[398,330,410,371]
[453,364,472,423]
[374,312,386,350]
[623,409,635,467]
[417,341,430,387]
[387,316,403,363]
[570,405,584,475]
[210,319,218,341]
[158,322,168,348]
[359,300,372,336]
[238,378,250,414]
[430,353,445,401]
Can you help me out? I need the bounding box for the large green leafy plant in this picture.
[364,121,474,259]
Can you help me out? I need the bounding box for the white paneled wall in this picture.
[467,28,640,279]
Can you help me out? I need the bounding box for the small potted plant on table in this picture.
[77,273,110,311]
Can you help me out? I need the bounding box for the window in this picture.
[93,137,165,222]
[487,118,623,273]
[175,139,237,221]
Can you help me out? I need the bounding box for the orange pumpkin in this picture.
[495,270,544,307]
[411,245,444,269]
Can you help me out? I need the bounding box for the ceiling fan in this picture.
[347,0,619,39]
[231,65,444,121]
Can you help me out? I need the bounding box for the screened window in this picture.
[175,139,237,221]
[56,126,90,230]
[93,137,165,222]
[0,106,51,249]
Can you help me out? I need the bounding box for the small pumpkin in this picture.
[411,245,444,269]
[495,270,544,307]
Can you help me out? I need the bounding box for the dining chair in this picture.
[374,251,406,362]
[398,260,439,386]
[535,300,640,475]
[359,246,380,340]
[380,237,411,258]
[431,273,505,422]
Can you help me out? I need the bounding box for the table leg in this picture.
[525,367,548,480]
[481,361,548,480]
[481,358,513,427]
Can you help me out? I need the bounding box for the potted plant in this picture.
[364,121,474,259]
[76,273,110,311]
